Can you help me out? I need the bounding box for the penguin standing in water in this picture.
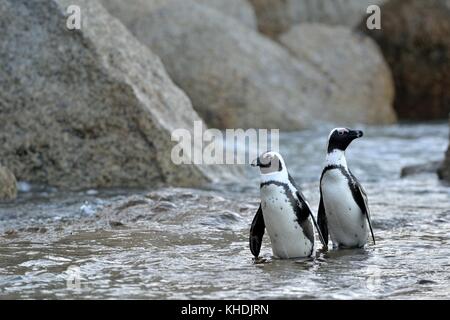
[318,128,376,249]
[250,151,326,259]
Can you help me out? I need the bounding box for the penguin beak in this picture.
[350,130,364,139]
[251,158,259,167]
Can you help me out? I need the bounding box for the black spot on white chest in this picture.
[260,185,295,214]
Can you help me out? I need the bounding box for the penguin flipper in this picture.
[317,193,329,248]
[249,205,265,258]
[288,174,327,249]
[296,191,327,249]
[349,172,376,245]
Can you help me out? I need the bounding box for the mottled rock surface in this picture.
[193,0,257,29]
[100,0,319,129]
[0,166,17,201]
[279,24,396,125]
[362,0,450,120]
[101,0,396,129]
[401,161,443,178]
[249,0,386,38]
[0,0,233,189]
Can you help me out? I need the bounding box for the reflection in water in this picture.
[0,123,449,299]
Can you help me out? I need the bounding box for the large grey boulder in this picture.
[0,166,17,201]
[402,161,443,178]
[248,0,386,38]
[279,24,396,125]
[193,0,257,29]
[0,0,233,189]
[100,0,319,129]
[362,0,450,121]
[100,0,396,129]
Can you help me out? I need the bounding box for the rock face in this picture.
[279,24,396,125]
[362,0,450,120]
[193,0,257,29]
[438,116,450,182]
[401,161,443,178]
[100,0,316,129]
[248,0,386,38]
[0,0,232,189]
[101,0,396,129]
[0,166,17,201]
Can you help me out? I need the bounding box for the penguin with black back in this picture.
[318,128,376,249]
[250,151,326,259]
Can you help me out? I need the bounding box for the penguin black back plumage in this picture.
[250,152,326,259]
[318,128,375,248]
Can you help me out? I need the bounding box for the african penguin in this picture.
[318,128,376,249]
[249,151,326,259]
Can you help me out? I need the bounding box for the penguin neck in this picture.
[260,170,288,183]
[326,149,348,168]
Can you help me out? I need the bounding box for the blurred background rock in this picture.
[249,0,387,38]
[0,166,17,201]
[0,0,449,188]
[361,0,450,121]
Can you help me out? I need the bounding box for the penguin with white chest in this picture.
[250,151,326,259]
[318,128,376,249]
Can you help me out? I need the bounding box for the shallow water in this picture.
[0,123,449,299]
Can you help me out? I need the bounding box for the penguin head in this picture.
[327,128,363,153]
[251,151,286,175]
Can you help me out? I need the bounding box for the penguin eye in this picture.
[338,130,344,135]
[261,155,271,165]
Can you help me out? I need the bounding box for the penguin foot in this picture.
[253,257,269,264]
